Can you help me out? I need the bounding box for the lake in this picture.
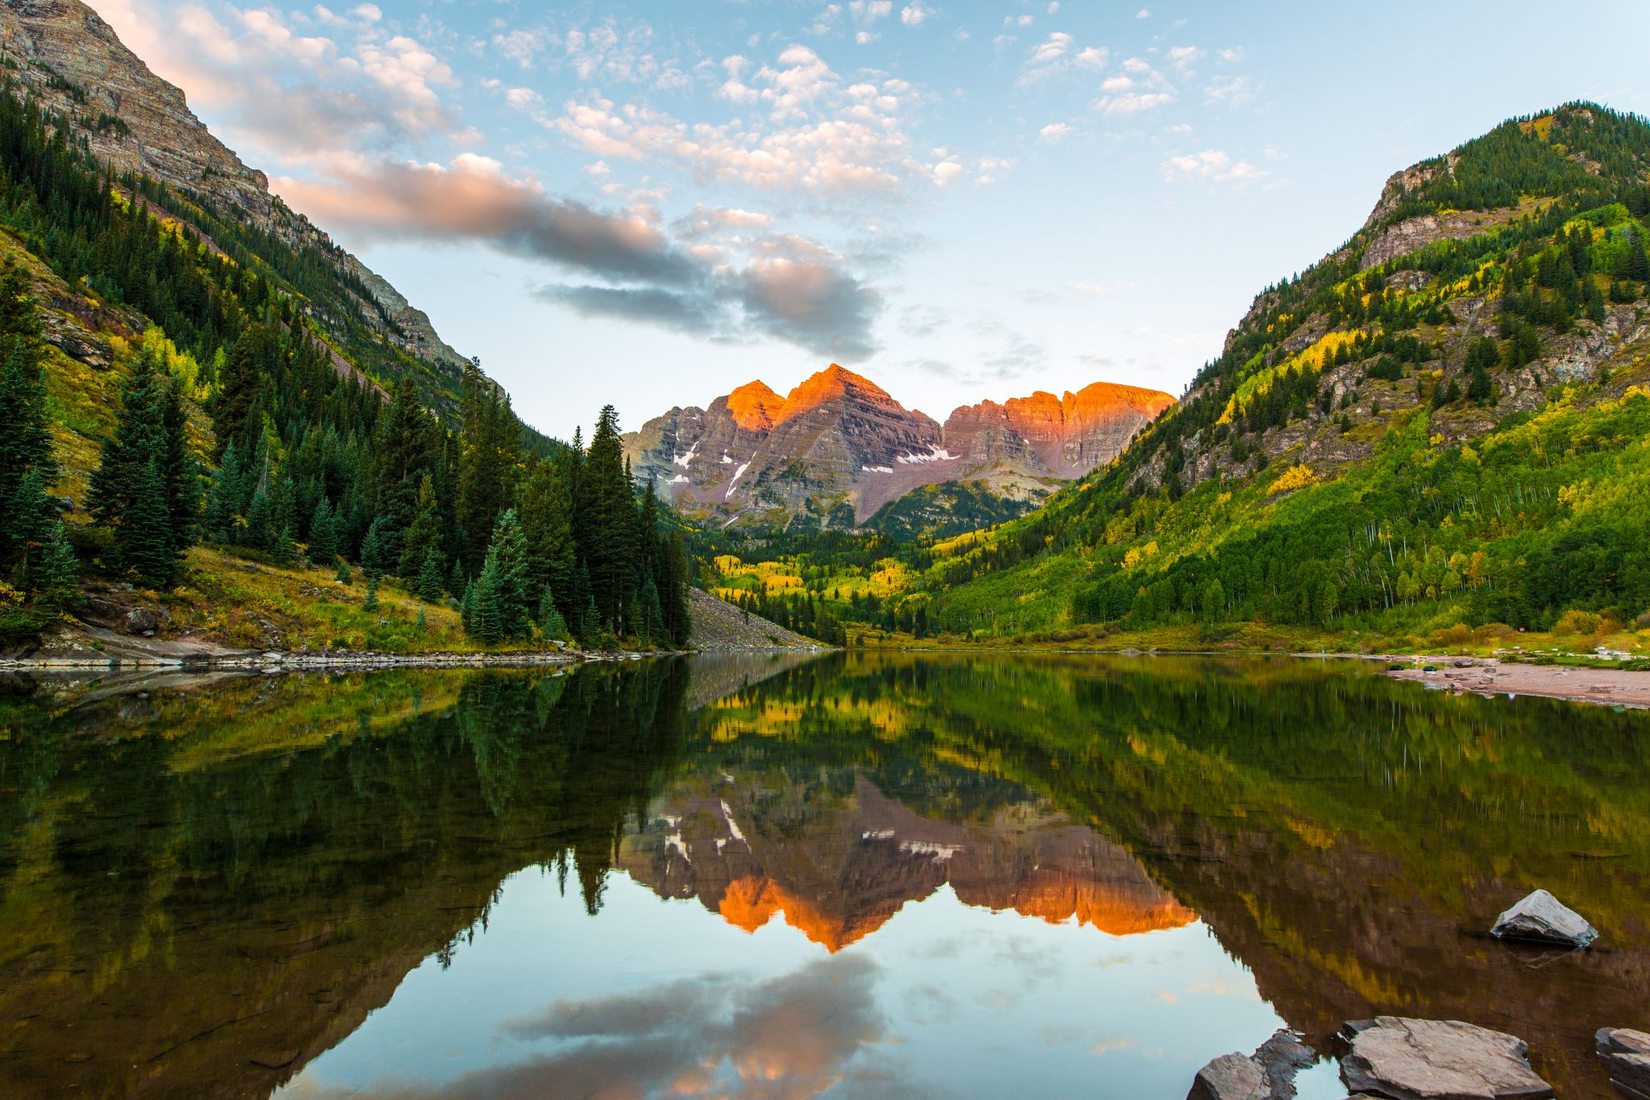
[1,653,1646,1098]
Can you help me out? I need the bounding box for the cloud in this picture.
[94,0,461,167]
[1159,148,1266,186]
[900,2,935,26]
[1095,90,1173,114]
[1166,45,1204,72]
[1205,74,1255,106]
[274,153,883,359]
[319,956,892,1100]
[547,47,947,195]
[1038,122,1074,141]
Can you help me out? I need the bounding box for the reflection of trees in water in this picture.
[0,662,697,1099]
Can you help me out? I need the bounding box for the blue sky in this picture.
[97,0,1650,440]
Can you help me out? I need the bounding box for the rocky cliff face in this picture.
[625,365,1173,527]
[0,0,468,377]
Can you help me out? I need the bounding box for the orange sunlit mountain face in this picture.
[621,775,1197,952]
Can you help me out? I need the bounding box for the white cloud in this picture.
[1075,46,1108,69]
[1159,148,1266,186]
[1166,45,1204,72]
[1205,74,1255,106]
[1038,122,1073,141]
[1218,47,1246,62]
[1096,90,1173,114]
[548,47,945,196]
[505,86,541,110]
[900,2,935,26]
[1135,7,1151,17]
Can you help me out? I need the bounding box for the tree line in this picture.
[0,84,689,648]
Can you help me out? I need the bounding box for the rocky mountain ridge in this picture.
[0,0,470,384]
[624,364,1173,527]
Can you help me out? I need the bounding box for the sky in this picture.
[93,0,1650,441]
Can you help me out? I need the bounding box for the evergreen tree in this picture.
[397,474,444,577]
[244,482,273,550]
[88,344,197,587]
[363,574,380,611]
[456,361,520,572]
[335,557,353,586]
[212,323,277,458]
[1465,337,1499,403]
[537,586,569,641]
[361,515,393,578]
[416,546,446,602]
[203,440,244,539]
[31,522,79,612]
[308,496,339,564]
[463,508,531,641]
[518,458,577,615]
[574,406,640,634]
[120,460,183,588]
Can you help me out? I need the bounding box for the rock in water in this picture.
[1489,889,1598,948]
[1340,1017,1553,1100]
[1187,1031,1317,1100]
[1187,1052,1270,1100]
[1597,1028,1650,1100]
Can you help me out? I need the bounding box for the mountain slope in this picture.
[624,364,1172,529]
[920,102,1650,639]
[0,0,473,409]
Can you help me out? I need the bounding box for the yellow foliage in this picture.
[1218,329,1367,425]
[1267,464,1317,495]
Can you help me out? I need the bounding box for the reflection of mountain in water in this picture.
[619,775,1194,950]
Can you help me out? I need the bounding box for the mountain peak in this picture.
[726,380,785,431]
[780,364,893,421]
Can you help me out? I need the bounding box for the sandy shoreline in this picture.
[1384,657,1650,708]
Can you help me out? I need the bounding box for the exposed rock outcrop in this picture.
[0,0,469,380]
[1339,1017,1553,1100]
[1596,1028,1650,1100]
[625,364,1173,526]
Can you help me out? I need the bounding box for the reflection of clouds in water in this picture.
[315,955,895,1100]
[901,982,959,1027]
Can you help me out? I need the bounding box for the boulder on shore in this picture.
[1597,1028,1650,1100]
[1340,1017,1553,1100]
[1188,1052,1270,1100]
[1187,1030,1316,1100]
[1489,888,1598,948]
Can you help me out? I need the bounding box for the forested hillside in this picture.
[916,103,1650,642]
[0,83,689,652]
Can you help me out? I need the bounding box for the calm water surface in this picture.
[1,653,1646,1098]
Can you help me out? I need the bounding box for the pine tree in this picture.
[456,360,520,572]
[575,406,640,633]
[537,586,569,641]
[397,473,443,577]
[203,440,244,539]
[361,515,393,578]
[416,546,446,602]
[244,483,273,549]
[519,457,576,615]
[88,344,197,587]
[335,557,353,586]
[466,508,531,640]
[213,323,276,458]
[363,574,380,612]
[308,496,339,564]
[31,521,79,612]
[121,460,182,588]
